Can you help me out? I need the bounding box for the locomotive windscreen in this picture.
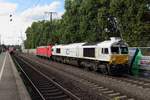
[83,48,95,58]
[120,47,128,54]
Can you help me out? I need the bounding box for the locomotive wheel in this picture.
[100,65,108,75]
[107,65,113,75]
[91,65,98,72]
[101,68,108,75]
[77,60,81,67]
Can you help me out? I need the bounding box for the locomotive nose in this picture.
[110,55,128,64]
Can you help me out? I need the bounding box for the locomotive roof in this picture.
[53,42,86,48]
[82,37,123,47]
[82,42,99,46]
[97,37,122,47]
[66,42,86,46]
[52,37,126,48]
[37,46,49,48]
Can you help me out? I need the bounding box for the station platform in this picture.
[0,52,31,100]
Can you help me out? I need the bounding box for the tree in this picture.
[24,0,150,48]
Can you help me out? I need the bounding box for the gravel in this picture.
[21,53,150,100]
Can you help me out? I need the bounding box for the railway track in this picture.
[23,54,150,90]
[110,75,150,90]
[13,55,80,100]
[17,54,137,100]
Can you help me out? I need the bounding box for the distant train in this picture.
[36,37,129,75]
[8,47,16,54]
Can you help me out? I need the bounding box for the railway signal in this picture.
[10,14,12,22]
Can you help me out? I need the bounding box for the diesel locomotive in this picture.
[36,37,129,75]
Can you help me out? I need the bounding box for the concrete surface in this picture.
[0,52,31,100]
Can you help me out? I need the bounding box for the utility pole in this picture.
[20,32,24,50]
[19,31,24,44]
[44,12,57,45]
[44,12,57,22]
[0,34,1,45]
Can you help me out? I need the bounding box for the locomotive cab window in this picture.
[102,48,109,54]
[56,48,61,53]
[111,47,119,54]
[120,47,128,54]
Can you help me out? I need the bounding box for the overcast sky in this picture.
[0,0,64,45]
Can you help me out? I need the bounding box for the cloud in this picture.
[0,2,18,45]
[18,1,64,40]
[0,2,17,13]
[0,1,64,45]
[20,1,62,22]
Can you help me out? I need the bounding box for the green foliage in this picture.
[25,0,150,48]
